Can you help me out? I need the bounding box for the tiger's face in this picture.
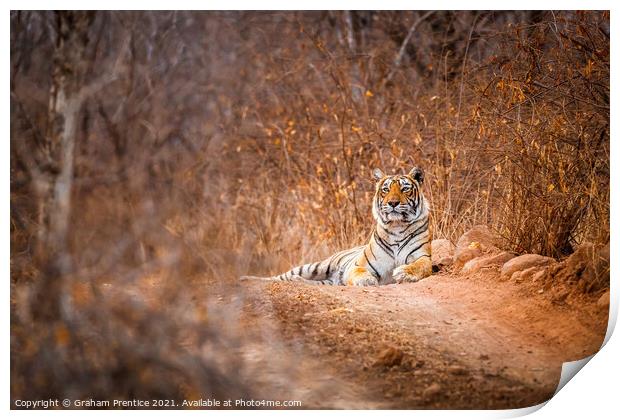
[372,167,425,224]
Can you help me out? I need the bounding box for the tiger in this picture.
[240,167,432,286]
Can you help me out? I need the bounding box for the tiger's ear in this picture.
[372,168,385,181]
[409,167,424,184]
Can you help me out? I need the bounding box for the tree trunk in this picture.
[33,11,93,319]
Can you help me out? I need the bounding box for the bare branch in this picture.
[384,11,434,85]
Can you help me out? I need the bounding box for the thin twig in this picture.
[453,13,480,144]
[384,11,434,85]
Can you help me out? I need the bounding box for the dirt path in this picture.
[240,268,608,409]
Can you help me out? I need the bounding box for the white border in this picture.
[5,3,617,419]
[2,1,618,11]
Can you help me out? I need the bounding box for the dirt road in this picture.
[239,268,608,409]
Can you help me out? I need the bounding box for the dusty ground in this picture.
[234,267,609,409]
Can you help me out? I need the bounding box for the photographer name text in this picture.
[14,398,302,409]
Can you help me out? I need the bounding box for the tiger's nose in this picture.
[388,200,400,208]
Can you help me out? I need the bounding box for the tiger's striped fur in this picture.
[240,167,432,286]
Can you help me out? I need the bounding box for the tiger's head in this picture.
[371,167,426,225]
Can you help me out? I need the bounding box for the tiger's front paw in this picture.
[392,265,422,284]
[347,273,379,287]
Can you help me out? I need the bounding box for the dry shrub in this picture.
[475,13,610,256]
[229,11,609,261]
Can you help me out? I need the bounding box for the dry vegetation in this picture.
[10,11,609,405]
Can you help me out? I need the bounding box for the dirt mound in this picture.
[543,243,609,293]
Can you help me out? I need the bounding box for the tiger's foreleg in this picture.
[343,245,383,286]
[392,255,432,284]
[345,266,379,286]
